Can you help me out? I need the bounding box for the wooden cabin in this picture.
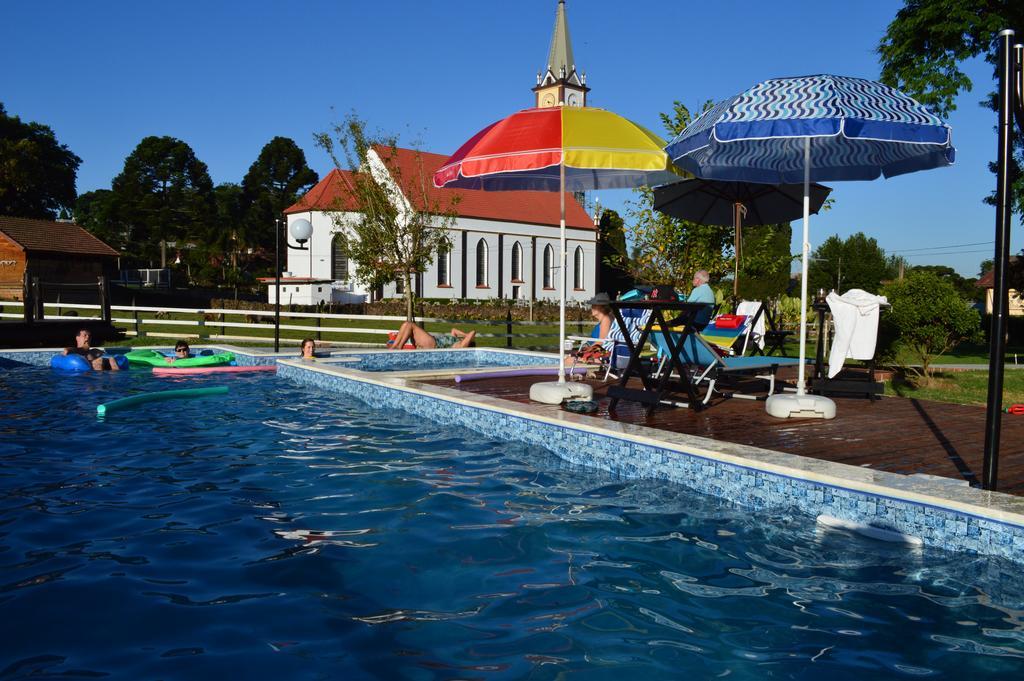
[0,215,119,301]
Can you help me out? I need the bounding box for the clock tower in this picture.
[533,1,589,108]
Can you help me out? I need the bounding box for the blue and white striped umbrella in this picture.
[664,75,954,414]
[666,74,954,183]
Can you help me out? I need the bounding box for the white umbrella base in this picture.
[765,393,836,419]
[529,381,594,405]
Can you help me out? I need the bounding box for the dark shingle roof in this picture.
[0,215,119,257]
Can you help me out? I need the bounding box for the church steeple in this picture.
[533,0,589,108]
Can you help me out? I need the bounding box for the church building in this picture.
[272,1,598,307]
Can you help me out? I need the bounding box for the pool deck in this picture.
[424,373,1024,497]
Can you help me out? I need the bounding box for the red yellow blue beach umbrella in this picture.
[435,106,679,402]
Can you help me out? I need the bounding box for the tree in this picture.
[880,270,982,379]
[808,232,894,294]
[187,183,247,290]
[0,102,81,219]
[315,114,459,321]
[910,264,978,300]
[74,189,125,251]
[597,208,632,296]
[736,222,793,301]
[613,101,734,289]
[878,1,1024,217]
[240,137,318,256]
[614,189,733,289]
[110,136,215,267]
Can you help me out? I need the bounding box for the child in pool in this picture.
[300,338,316,360]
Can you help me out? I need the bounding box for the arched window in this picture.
[436,244,450,287]
[543,244,554,289]
[331,234,349,281]
[573,246,584,290]
[475,239,488,287]
[511,241,523,282]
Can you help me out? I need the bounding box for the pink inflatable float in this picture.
[152,365,277,377]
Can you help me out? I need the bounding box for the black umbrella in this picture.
[653,179,832,297]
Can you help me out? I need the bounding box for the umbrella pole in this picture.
[733,202,742,300]
[766,136,835,418]
[559,158,567,383]
[797,137,811,396]
[527,155,592,404]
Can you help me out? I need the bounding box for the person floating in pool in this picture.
[388,322,476,350]
[165,340,192,363]
[62,328,120,371]
[62,328,94,358]
[300,338,316,360]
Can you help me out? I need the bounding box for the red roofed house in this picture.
[273,0,598,306]
[977,257,1024,316]
[278,146,597,305]
[0,215,120,301]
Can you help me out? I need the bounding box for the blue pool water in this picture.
[1,366,1022,679]
[341,349,557,372]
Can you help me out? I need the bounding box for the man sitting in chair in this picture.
[686,270,716,330]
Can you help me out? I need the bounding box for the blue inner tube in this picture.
[50,353,129,372]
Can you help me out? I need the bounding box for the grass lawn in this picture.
[886,370,1024,407]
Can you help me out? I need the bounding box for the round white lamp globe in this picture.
[290,218,313,244]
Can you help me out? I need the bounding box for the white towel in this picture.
[826,289,888,378]
[736,300,765,350]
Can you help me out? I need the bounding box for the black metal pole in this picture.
[274,217,281,353]
[982,29,1017,491]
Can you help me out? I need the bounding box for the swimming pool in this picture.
[1,365,1022,678]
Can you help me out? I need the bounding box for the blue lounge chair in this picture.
[652,329,804,405]
[701,302,765,356]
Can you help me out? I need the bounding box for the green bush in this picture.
[880,271,982,378]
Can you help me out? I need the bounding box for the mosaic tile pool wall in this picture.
[279,362,1024,566]
[337,349,558,372]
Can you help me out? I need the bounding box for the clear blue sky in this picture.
[1,0,1016,277]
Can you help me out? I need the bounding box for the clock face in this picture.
[542,93,556,107]
[567,93,579,107]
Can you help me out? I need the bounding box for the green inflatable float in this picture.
[125,349,235,368]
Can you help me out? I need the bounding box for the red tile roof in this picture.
[977,257,1019,288]
[0,215,119,257]
[284,168,361,214]
[285,147,594,229]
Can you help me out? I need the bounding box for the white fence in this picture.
[0,301,585,349]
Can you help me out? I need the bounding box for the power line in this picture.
[901,249,994,258]
[889,240,994,254]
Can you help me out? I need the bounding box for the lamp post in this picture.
[274,217,313,353]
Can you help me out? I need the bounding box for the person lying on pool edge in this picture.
[387,322,476,350]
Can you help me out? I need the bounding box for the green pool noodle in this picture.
[97,386,229,416]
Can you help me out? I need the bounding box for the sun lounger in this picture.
[653,329,804,405]
[700,302,765,356]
